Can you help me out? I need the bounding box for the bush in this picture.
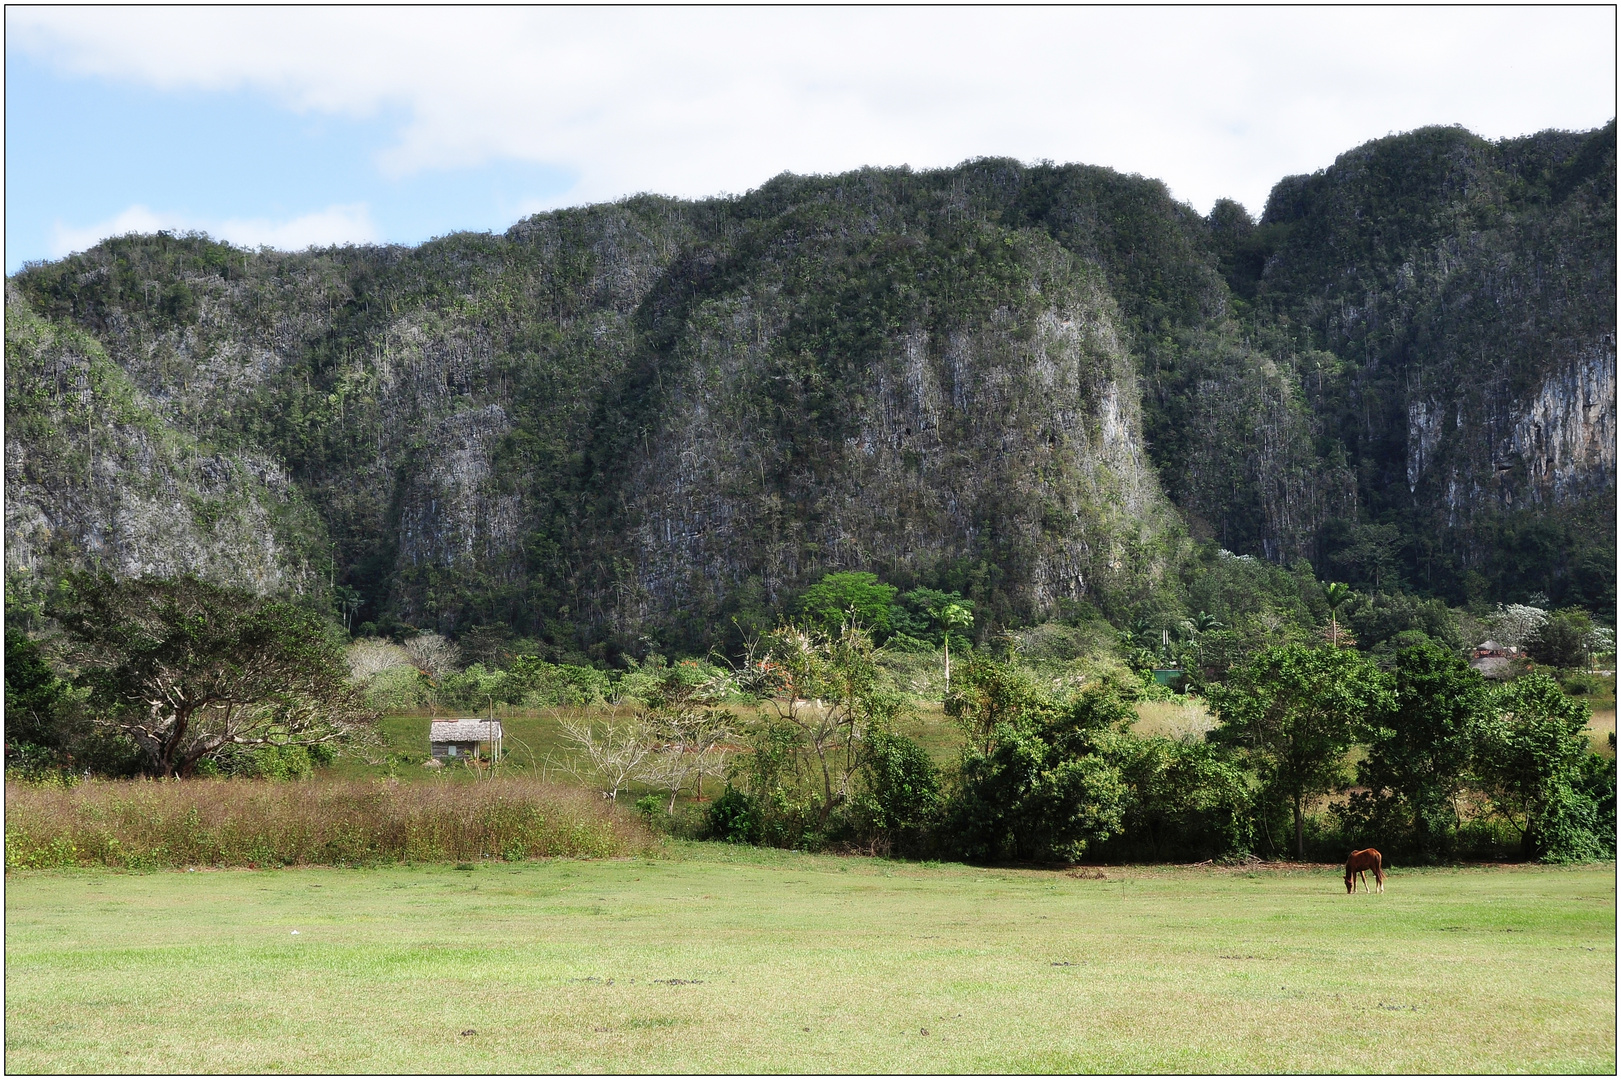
[941,659,1134,863]
[852,728,941,853]
[706,786,762,844]
[1097,737,1254,862]
[1527,608,1594,670]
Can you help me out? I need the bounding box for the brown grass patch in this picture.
[5,776,654,870]
[1132,698,1216,740]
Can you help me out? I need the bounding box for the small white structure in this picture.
[429,718,504,762]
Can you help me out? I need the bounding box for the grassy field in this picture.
[327,698,1218,787]
[1588,708,1615,755]
[6,849,1613,1073]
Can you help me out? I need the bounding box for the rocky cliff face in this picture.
[6,124,1613,651]
[622,239,1178,644]
[1228,121,1617,605]
[4,293,324,598]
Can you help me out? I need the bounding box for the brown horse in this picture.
[1345,848,1384,894]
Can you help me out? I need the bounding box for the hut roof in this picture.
[429,719,503,742]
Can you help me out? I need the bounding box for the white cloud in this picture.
[51,203,379,259]
[10,7,1615,218]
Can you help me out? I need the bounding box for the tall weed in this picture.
[5,777,653,869]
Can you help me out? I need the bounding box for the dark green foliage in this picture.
[3,627,144,779]
[727,718,820,848]
[1354,641,1490,855]
[1573,752,1617,858]
[888,587,975,650]
[1526,608,1595,670]
[942,657,1133,862]
[1207,644,1392,857]
[853,727,941,852]
[1473,673,1603,861]
[1097,737,1254,862]
[705,786,762,844]
[796,572,897,636]
[5,631,66,754]
[46,573,374,776]
[1342,591,1462,655]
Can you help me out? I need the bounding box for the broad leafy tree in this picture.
[1356,641,1489,853]
[1526,608,1595,671]
[944,656,1132,863]
[5,630,68,756]
[48,574,375,777]
[795,572,897,636]
[1473,673,1598,860]
[1208,643,1391,858]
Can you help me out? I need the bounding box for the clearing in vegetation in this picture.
[5,848,1613,1073]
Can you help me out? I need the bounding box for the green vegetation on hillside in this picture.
[9,123,1610,658]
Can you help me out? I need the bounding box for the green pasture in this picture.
[327,702,968,787]
[6,849,1613,1073]
[327,699,1212,786]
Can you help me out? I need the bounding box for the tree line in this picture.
[6,568,1613,866]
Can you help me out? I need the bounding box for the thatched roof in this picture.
[429,719,503,742]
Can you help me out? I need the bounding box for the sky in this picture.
[6,6,1616,273]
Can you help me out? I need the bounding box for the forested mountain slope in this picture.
[6,123,1613,658]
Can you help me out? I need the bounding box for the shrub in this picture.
[1098,737,1254,862]
[852,728,941,852]
[942,658,1134,863]
[1527,608,1595,670]
[706,786,762,844]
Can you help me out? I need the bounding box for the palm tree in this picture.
[1323,582,1354,648]
[933,602,973,690]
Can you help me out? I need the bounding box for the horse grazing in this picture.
[1345,848,1384,894]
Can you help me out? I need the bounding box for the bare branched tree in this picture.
[633,669,735,811]
[403,633,461,680]
[560,714,654,801]
[346,637,415,682]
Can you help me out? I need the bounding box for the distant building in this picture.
[429,719,504,761]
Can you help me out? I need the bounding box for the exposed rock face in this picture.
[5,124,1613,649]
[1241,121,1616,602]
[1509,341,1617,503]
[626,262,1177,640]
[4,296,322,597]
[394,404,522,578]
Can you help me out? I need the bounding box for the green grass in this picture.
[326,703,970,790]
[6,849,1613,1072]
[331,699,1221,786]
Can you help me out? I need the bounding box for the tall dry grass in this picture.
[5,777,654,870]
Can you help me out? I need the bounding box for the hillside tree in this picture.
[1208,643,1391,858]
[48,573,375,777]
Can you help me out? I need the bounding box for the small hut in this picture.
[429,718,504,762]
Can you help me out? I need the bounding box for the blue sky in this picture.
[7,7,1615,273]
[6,49,575,270]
